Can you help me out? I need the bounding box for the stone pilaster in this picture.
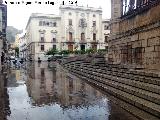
[110,0,123,35]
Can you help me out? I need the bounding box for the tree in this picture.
[15,47,19,57]
[46,49,58,55]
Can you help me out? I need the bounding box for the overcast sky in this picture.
[6,0,111,30]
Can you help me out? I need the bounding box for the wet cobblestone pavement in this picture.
[0,62,139,120]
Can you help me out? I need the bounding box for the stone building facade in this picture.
[109,0,160,70]
[25,13,61,61]
[19,33,27,59]
[25,5,107,61]
[59,5,104,51]
[0,1,7,70]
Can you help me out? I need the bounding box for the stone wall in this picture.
[109,1,160,71]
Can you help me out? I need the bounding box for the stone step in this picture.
[102,69,160,85]
[90,74,160,105]
[77,66,160,95]
[77,65,160,89]
[69,69,160,118]
[70,67,160,105]
[99,66,160,86]
[62,61,159,118]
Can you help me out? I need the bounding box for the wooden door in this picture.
[68,44,73,51]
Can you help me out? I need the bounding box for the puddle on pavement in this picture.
[0,62,139,120]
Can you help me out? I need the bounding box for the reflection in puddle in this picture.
[0,62,139,120]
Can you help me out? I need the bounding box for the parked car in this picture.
[10,56,15,60]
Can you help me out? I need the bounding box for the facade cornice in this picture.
[25,13,61,30]
[59,5,102,13]
[33,16,61,20]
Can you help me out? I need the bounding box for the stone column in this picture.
[75,11,79,42]
[99,13,102,46]
[111,0,123,20]
[109,0,123,64]
[110,0,123,35]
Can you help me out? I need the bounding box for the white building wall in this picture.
[59,5,104,51]
[0,9,2,32]
[26,14,61,61]
[26,6,108,61]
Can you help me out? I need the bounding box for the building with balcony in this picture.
[25,5,107,61]
[60,5,104,51]
[25,13,61,61]
[0,1,7,70]
[8,43,15,58]
[109,0,160,70]
[19,33,27,59]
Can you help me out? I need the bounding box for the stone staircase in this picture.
[62,59,160,120]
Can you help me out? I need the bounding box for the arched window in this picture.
[69,32,73,41]
[81,33,85,41]
[52,33,56,42]
[93,33,96,41]
[40,33,45,42]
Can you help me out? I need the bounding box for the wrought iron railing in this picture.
[122,0,160,17]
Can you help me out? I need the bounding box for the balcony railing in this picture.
[62,39,75,44]
[122,0,160,17]
[90,40,98,44]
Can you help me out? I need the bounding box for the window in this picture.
[46,22,49,26]
[53,45,56,50]
[41,45,44,51]
[69,19,72,25]
[40,33,45,42]
[93,33,96,40]
[52,33,56,42]
[93,21,96,27]
[39,21,57,27]
[52,38,56,42]
[53,22,57,27]
[104,25,109,30]
[39,21,42,26]
[105,36,108,43]
[79,18,87,28]
[81,33,85,41]
[69,32,73,41]
[41,37,44,42]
